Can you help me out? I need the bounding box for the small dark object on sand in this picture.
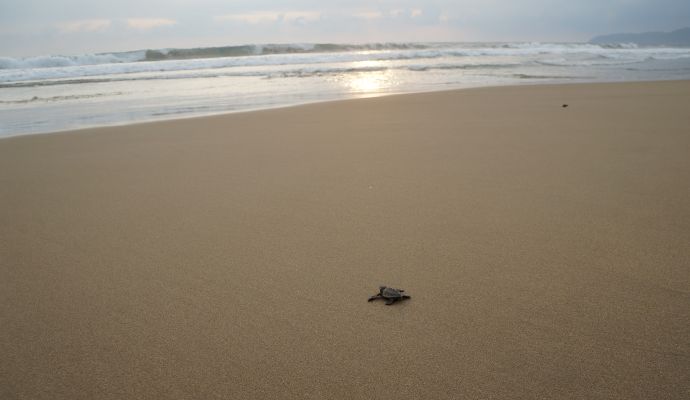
[562,104,568,108]
[368,286,411,305]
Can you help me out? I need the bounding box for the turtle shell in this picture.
[381,287,403,299]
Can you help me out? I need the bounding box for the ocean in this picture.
[1,42,690,137]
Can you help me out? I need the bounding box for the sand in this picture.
[1,81,689,399]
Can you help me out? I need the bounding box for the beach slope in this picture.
[1,81,689,399]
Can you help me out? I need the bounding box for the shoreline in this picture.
[2,80,689,399]
[1,78,686,140]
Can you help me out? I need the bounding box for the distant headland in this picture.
[590,27,690,47]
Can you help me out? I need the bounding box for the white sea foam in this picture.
[0,51,145,70]
[3,43,690,85]
[0,43,430,70]
[2,41,690,137]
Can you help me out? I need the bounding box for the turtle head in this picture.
[379,286,386,294]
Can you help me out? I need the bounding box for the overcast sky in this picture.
[1,0,689,57]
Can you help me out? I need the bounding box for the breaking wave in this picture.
[0,43,433,70]
[4,42,689,73]
[143,43,430,61]
[4,42,689,86]
[0,51,145,69]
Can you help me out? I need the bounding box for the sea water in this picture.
[1,42,690,137]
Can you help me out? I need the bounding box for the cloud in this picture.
[214,12,278,24]
[215,11,320,25]
[352,8,429,21]
[352,11,384,20]
[57,19,111,33]
[126,18,177,30]
[284,11,322,25]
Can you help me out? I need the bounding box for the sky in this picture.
[1,0,689,57]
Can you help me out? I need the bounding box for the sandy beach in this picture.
[1,81,689,399]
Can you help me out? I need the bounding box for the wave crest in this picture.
[3,42,688,72]
[0,43,433,70]
[0,51,145,70]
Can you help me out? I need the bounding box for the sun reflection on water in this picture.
[342,61,396,95]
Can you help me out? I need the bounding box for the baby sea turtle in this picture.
[368,286,411,305]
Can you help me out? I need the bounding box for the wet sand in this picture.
[1,81,689,399]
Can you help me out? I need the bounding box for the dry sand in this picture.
[1,81,689,399]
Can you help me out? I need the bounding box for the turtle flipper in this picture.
[368,294,381,302]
